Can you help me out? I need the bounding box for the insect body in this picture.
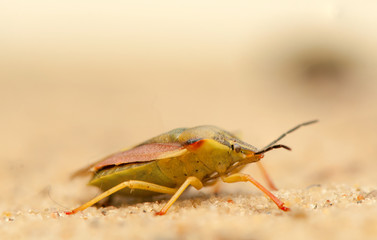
[66,120,317,215]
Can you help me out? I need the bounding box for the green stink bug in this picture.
[66,120,317,215]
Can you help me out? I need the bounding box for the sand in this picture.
[2,184,377,240]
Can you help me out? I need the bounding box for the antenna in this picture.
[255,120,318,155]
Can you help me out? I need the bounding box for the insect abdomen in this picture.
[89,161,176,197]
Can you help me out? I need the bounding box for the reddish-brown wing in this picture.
[71,143,187,178]
[93,143,185,170]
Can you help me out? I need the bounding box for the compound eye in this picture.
[232,143,241,153]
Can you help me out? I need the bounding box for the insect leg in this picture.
[155,176,203,216]
[222,173,290,211]
[256,162,278,191]
[65,180,177,215]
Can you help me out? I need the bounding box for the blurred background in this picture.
[1,1,377,211]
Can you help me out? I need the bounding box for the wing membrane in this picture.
[71,142,187,178]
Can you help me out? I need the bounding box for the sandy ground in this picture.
[2,185,377,240]
[1,1,377,240]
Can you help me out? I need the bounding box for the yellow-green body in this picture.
[67,121,316,215]
[89,126,260,196]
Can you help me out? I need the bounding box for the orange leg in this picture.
[257,162,278,191]
[222,173,289,211]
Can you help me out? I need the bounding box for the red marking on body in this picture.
[227,199,234,204]
[186,139,206,151]
[94,143,183,170]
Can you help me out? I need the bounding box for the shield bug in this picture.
[66,120,317,215]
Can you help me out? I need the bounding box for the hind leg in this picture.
[66,180,177,215]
